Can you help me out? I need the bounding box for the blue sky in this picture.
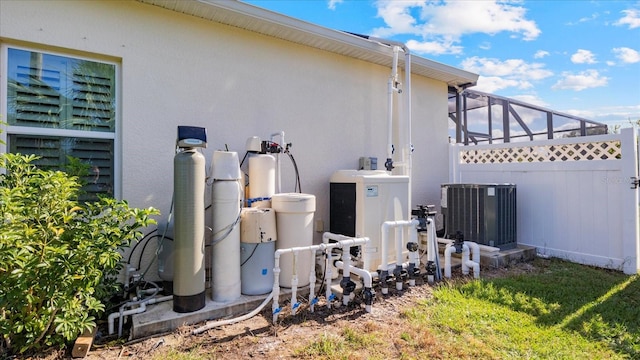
[244,0,640,129]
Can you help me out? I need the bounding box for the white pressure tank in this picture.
[271,193,316,288]
[211,151,242,303]
[240,207,277,295]
[248,154,276,208]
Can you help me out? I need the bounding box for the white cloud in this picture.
[613,47,640,63]
[511,94,549,108]
[534,50,549,59]
[552,70,609,91]
[327,0,343,10]
[614,9,640,29]
[474,76,523,93]
[461,57,553,80]
[372,0,540,55]
[479,42,492,50]
[571,49,597,64]
[406,39,462,55]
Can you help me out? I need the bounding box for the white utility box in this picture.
[329,170,410,272]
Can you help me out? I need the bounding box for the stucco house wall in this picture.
[1,0,475,276]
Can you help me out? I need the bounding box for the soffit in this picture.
[136,0,478,87]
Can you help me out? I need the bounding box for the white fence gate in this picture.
[449,127,639,274]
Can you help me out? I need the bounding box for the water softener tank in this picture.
[272,193,316,288]
[240,207,277,295]
[248,154,276,208]
[173,149,206,313]
[211,151,242,303]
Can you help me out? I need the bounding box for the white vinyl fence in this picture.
[449,127,639,274]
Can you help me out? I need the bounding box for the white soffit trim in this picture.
[136,0,478,87]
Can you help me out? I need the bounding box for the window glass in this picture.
[5,48,117,201]
[7,48,115,132]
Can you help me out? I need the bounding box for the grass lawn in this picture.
[296,258,640,359]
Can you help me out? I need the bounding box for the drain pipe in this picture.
[192,293,274,335]
[108,295,173,336]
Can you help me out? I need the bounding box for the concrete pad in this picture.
[130,288,310,339]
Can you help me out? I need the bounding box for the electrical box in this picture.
[441,183,517,250]
[330,170,409,272]
[358,157,378,170]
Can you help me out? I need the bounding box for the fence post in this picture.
[620,127,639,274]
[449,143,460,183]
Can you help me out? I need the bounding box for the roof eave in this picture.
[136,0,478,88]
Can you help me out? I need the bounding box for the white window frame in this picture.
[0,43,121,198]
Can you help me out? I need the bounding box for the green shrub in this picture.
[0,153,159,354]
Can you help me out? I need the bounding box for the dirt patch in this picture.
[26,261,539,359]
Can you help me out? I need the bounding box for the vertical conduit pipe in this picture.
[444,244,456,279]
[290,251,300,315]
[309,249,318,312]
[340,249,352,306]
[394,226,404,291]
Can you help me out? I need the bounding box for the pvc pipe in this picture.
[324,247,334,309]
[437,238,500,253]
[271,233,369,322]
[463,241,480,278]
[340,248,352,306]
[465,241,481,264]
[387,46,400,163]
[192,292,274,335]
[308,249,318,312]
[444,244,456,279]
[461,244,470,275]
[394,226,403,290]
[425,218,440,284]
[290,251,300,315]
[404,50,412,205]
[335,261,374,313]
[108,295,173,336]
[270,131,285,193]
[380,220,419,293]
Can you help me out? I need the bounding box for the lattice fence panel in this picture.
[460,141,622,164]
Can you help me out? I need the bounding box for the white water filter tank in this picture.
[173,149,206,313]
[240,207,277,295]
[248,154,276,208]
[211,151,242,303]
[272,193,316,288]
